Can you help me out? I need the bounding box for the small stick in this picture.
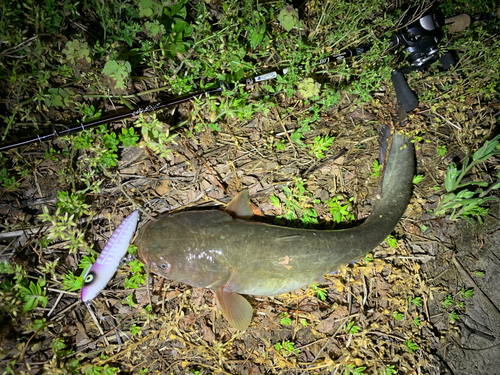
[47,291,64,317]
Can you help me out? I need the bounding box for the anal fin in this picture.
[215,286,253,331]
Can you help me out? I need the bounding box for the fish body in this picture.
[137,131,414,329]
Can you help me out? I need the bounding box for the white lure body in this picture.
[81,210,139,302]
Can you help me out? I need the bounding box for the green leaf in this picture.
[444,162,459,192]
[249,23,266,50]
[371,160,381,177]
[119,128,139,147]
[385,235,398,248]
[63,40,91,64]
[277,5,299,32]
[102,60,132,89]
[404,339,418,353]
[472,134,500,161]
[298,77,321,99]
[412,174,424,184]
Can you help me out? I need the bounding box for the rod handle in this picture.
[391,69,418,112]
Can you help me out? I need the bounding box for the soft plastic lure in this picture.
[81,210,139,302]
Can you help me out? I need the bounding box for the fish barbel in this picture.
[137,130,414,330]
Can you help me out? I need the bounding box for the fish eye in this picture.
[84,272,95,284]
[160,262,171,272]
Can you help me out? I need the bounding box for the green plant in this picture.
[78,104,102,123]
[130,324,141,336]
[18,278,48,313]
[0,168,19,190]
[128,245,138,255]
[393,311,404,321]
[298,77,321,99]
[309,135,335,158]
[310,283,327,301]
[275,340,300,356]
[344,319,361,335]
[408,296,422,307]
[442,295,454,308]
[52,337,74,359]
[274,178,319,227]
[63,40,92,65]
[371,160,382,177]
[84,364,120,375]
[326,195,355,224]
[136,114,178,158]
[44,88,76,108]
[124,260,146,289]
[474,270,485,277]
[378,364,397,375]
[344,364,366,375]
[404,340,418,353]
[459,288,474,299]
[437,144,447,156]
[433,134,500,223]
[385,235,398,248]
[279,312,292,326]
[39,206,89,254]
[448,310,460,322]
[102,60,132,90]
[62,270,84,292]
[56,191,91,219]
[277,5,299,31]
[412,175,424,184]
[119,128,139,147]
[123,293,136,307]
[62,254,95,292]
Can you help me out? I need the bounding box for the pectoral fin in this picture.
[225,190,253,220]
[215,286,253,331]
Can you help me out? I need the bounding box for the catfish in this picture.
[137,129,414,331]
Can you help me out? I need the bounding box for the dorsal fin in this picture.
[215,286,253,331]
[225,190,253,220]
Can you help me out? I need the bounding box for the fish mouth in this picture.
[136,246,148,264]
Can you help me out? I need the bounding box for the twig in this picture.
[47,291,64,317]
[434,112,462,130]
[300,316,351,374]
[52,300,81,319]
[273,106,297,157]
[85,303,109,346]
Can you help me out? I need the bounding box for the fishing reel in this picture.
[391,4,445,68]
[389,3,456,112]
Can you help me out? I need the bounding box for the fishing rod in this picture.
[0,45,371,153]
[0,2,468,153]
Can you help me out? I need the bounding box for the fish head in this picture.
[136,214,230,289]
[139,243,230,289]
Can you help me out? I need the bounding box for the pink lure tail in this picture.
[81,210,139,302]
